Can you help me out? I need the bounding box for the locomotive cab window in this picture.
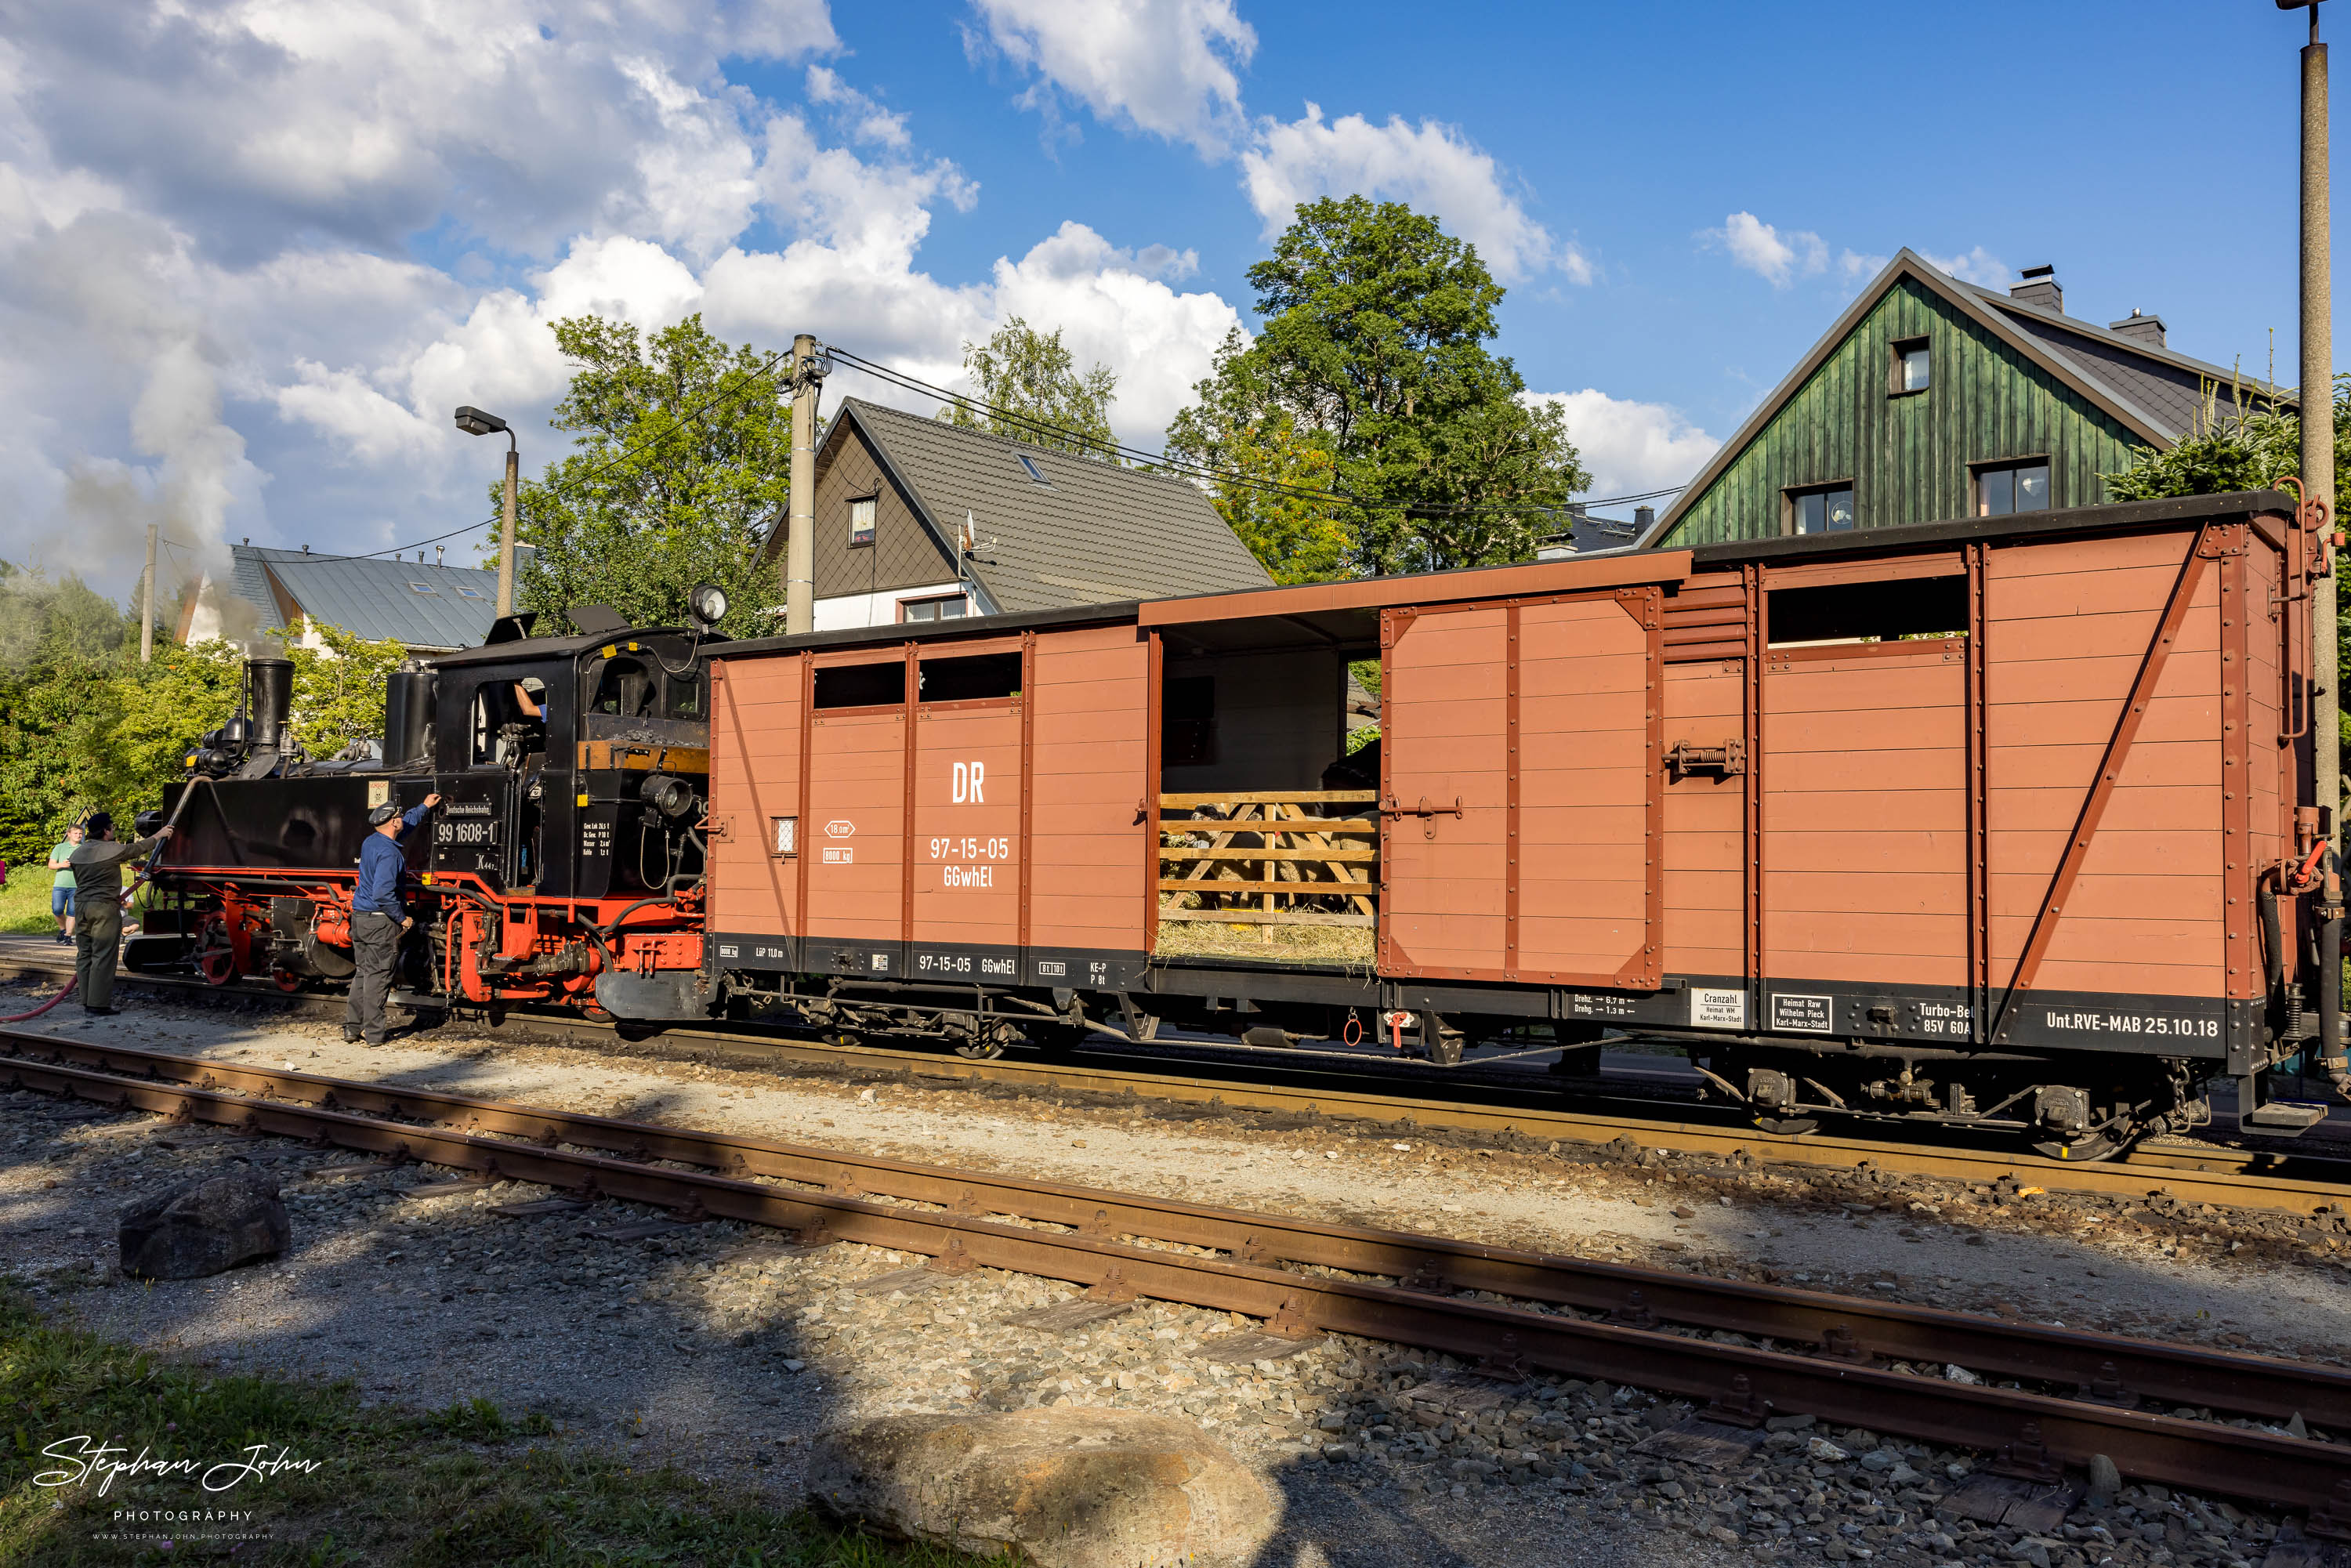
[813,661,906,709]
[1767,575,1966,646]
[591,656,656,718]
[666,674,702,718]
[918,651,1021,703]
[471,677,547,766]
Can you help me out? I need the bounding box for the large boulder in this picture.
[808,1408,1275,1568]
[118,1173,290,1280]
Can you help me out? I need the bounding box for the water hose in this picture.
[1,976,76,1023]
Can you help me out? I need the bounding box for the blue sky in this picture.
[0,0,2330,604]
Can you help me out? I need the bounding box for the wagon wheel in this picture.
[193,913,238,987]
[952,1037,1006,1061]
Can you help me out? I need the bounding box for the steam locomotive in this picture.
[133,491,2343,1161]
[135,602,716,1020]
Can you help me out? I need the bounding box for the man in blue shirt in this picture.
[347,792,441,1045]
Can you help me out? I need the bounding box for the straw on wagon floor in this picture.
[1153,791,1378,967]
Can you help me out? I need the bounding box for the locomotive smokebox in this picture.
[382,665,436,770]
[245,657,293,751]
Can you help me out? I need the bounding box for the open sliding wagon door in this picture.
[1378,588,1664,987]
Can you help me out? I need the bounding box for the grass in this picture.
[0,1289,1012,1567]
[2,869,64,936]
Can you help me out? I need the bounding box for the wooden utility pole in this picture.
[139,523,157,663]
[2302,0,2337,818]
[785,333,820,635]
[495,438,520,619]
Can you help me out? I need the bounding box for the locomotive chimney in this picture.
[245,657,294,752]
[381,663,436,770]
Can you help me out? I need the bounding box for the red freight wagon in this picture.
[704,491,2335,1159]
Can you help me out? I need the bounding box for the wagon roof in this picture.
[713,489,2295,661]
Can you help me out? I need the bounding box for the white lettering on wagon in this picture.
[2040,1011,2219,1039]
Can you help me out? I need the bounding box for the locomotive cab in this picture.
[427,627,712,902]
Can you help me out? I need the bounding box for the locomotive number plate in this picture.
[435,820,498,847]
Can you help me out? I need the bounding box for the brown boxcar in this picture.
[704,491,2329,1157]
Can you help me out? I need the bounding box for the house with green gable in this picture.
[1646,251,2291,548]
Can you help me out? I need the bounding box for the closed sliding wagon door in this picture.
[1379,589,1661,986]
[804,654,910,972]
[911,644,1026,978]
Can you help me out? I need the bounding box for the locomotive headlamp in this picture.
[687,582,730,628]
[639,773,697,818]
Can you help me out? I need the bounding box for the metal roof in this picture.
[220,545,507,650]
[766,399,1275,614]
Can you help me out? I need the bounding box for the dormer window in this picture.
[1016,454,1052,487]
[849,495,876,547]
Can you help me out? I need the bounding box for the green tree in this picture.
[286,622,408,758]
[509,313,791,639]
[939,317,1120,460]
[1181,197,1588,576]
[106,640,243,809]
[2104,373,2351,770]
[1162,328,1353,584]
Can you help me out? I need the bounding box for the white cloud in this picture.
[1706,212,1824,288]
[967,9,1580,285]
[1921,245,2009,288]
[9,0,835,266]
[968,0,1255,155]
[1241,104,1582,284]
[0,7,1255,603]
[1525,389,1720,504]
[806,65,912,149]
[1705,212,1892,294]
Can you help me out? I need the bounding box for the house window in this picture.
[1892,337,1930,394]
[407,581,439,595]
[1975,460,2051,516]
[900,593,967,622]
[1016,454,1052,487]
[1786,483,1857,535]
[848,495,876,547]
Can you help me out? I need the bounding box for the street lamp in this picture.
[455,405,520,619]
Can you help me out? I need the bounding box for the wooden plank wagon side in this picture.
[702,490,2329,1157]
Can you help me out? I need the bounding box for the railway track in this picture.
[7,947,2351,1221]
[7,1027,2351,1526]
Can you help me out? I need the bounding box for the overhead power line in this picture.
[817,342,1686,520]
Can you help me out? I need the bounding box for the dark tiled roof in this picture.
[1964,285,2288,442]
[791,399,1273,614]
[220,545,505,649]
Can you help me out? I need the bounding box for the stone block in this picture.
[808,1407,1275,1568]
[119,1173,289,1280]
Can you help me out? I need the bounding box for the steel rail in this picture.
[5,947,2349,1217]
[14,1029,2349,1429]
[7,1035,2351,1514]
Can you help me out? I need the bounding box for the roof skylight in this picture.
[1016,454,1052,487]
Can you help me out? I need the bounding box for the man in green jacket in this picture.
[70,813,172,1016]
